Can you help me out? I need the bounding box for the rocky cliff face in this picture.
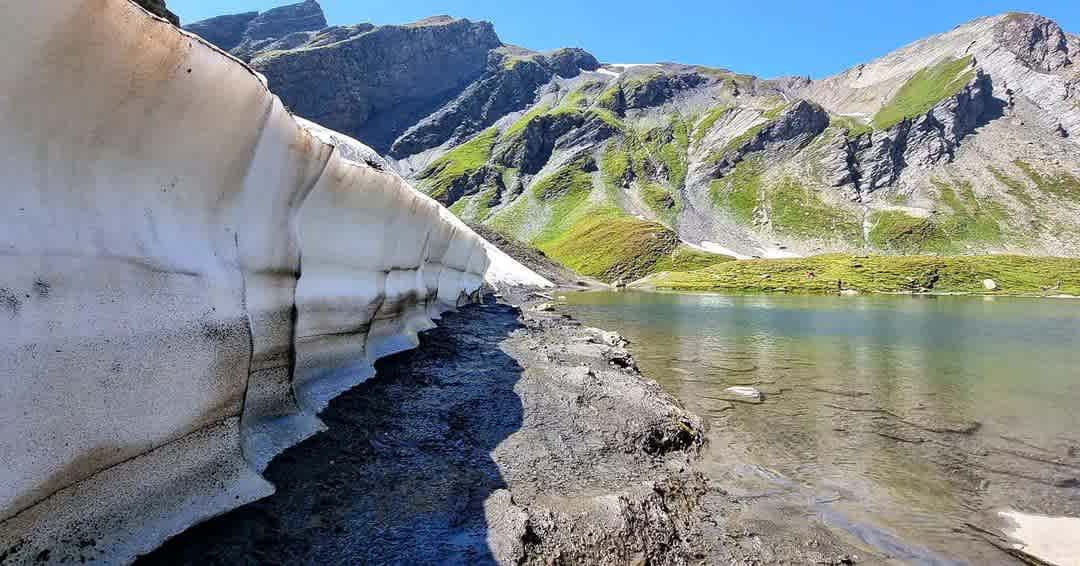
[185,3,601,154]
[390,47,600,157]
[184,5,1080,277]
[838,71,996,194]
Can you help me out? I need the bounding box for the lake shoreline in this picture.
[561,289,1080,566]
[638,254,1080,298]
[141,293,716,564]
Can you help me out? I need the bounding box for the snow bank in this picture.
[0,1,514,562]
[999,510,1080,566]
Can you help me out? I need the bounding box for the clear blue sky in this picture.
[169,0,1080,78]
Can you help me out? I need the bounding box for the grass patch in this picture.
[587,108,623,130]
[597,83,623,111]
[769,179,863,241]
[486,193,531,239]
[1014,160,1080,202]
[651,245,736,273]
[660,118,690,188]
[642,183,676,216]
[710,156,764,223]
[933,178,1004,245]
[692,105,732,144]
[416,128,498,199]
[622,119,689,189]
[646,254,1080,296]
[601,142,632,189]
[990,166,1036,209]
[872,56,975,130]
[550,86,595,117]
[502,103,551,140]
[868,211,937,253]
[527,159,597,245]
[762,103,789,120]
[829,114,872,137]
[449,186,499,223]
[867,179,1004,253]
[541,210,679,283]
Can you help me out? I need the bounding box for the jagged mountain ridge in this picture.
[187,3,1080,281]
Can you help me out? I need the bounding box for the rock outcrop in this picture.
[841,71,995,194]
[133,0,178,25]
[390,48,600,157]
[996,13,1075,72]
[705,100,831,179]
[184,3,601,155]
[183,11,258,51]
[0,2,547,563]
[182,0,325,56]
[249,17,502,153]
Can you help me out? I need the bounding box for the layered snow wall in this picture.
[0,1,517,562]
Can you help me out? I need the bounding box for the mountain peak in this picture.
[184,1,327,52]
[994,12,1076,72]
[243,0,326,41]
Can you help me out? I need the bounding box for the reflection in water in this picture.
[564,291,1080,564]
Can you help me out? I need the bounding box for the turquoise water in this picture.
[563,291,1080,564]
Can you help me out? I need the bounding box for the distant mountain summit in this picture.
[185,1,598,153]
[187,4,1080,281]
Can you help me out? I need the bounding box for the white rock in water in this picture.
[983,279,999,290]
[723,386,765,403]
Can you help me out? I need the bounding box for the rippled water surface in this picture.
[562,291,1080,564]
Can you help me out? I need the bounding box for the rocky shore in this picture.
[140,292,710,564]
[136,284,883,564]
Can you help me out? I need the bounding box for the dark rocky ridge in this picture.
[390,47,600,157]
[249,17,502,152]
[704,100,831,180]
[183,12,258,51]
[819,72,998,195]
[183,0,327,59]
[996,13,1075,72]
[184,2,600,154]
[133,0,178,26]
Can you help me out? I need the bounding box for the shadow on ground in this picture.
[140,299,524,565]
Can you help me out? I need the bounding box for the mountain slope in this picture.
[186,4,1080,282]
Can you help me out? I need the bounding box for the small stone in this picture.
[840,289,860,296]
[982,279,998,291]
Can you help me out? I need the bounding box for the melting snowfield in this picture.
[0,1,541,562]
